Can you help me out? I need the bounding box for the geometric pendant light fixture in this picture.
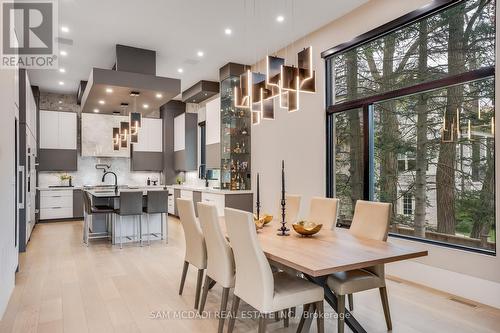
[234,46,316,124]
[112,91,143,149]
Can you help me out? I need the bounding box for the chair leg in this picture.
[337,294,345,333]
[199,275,212,314]
[258,314,267,333]
[147,213,151,246]
[379,287,392,330]
[227,295,240,333]
[179,261,189,295]
[160,213,164,240]
[274,311,280,322]
[194,269,204,309]
[283,309,289,327]
[218,287,230,333]
[315,301,324,333]
[296,303,313,333]
[119,215,123,249]
[348,294,354,311]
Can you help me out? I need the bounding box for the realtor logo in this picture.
[1,0,58,69]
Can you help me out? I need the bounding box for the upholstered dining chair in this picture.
[225,208,325,333]
[197,202,234,333]
[327,200,393,333]
[307,197,340,230]
[177,198,207,309]
[284,194,301,224]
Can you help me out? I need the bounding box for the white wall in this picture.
[0,67,19,318]
[251,0,500,308]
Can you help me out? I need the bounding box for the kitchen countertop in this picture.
[168,184,253,195]
[39,184,252,195]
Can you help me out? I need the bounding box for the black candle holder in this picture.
[277,160,289,236]
[277,195,289,236]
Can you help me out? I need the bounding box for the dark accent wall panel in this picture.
[39,149,77,171]
[161,101,186,185]
[225,194,253,213]
[115,44,156,75]
[184,113,198,171]
[130,150,163,171]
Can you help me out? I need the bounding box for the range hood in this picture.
[81,45,181,115]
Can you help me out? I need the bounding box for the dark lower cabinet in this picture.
[193,191,202,217]
[73,189,84,218]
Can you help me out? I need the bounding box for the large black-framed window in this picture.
[324,0,496,254]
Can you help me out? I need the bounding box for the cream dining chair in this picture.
[283,194,301,224]
[327,200,393,333]
[225,208,325,333]
[197,202,235,333]
[307,197,340,230]
[177,198,207,310]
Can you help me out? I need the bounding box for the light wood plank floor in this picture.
[1,218,500,333]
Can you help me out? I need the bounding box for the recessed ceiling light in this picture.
[105,88,113,93]
[177,68,183,73]
[59,68,66,73]
[93,109,99,113]
[156,93,163,98]
[143,104,149,109]
[61,26,69,33]
[98,100,105,105]
[60,50,67,56]
[58,81,64,85]
[276,15,285,23]
[58,100,62,104]
[197,51,204,57]
[224,28,232,35]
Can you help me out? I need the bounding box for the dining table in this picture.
[220,220,428,333]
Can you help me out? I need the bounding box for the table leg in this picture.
[305,275,367,333]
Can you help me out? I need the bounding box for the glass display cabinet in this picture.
[219,63,251,190]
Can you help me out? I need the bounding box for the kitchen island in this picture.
[86,186,169,244]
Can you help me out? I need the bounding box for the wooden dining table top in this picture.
[220,220,428,277]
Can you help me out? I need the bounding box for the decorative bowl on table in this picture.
[254,217,265,230]
[292,220,323,236]
[262,214,273,225]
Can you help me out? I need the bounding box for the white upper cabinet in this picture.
[174,113,185,152]
[40,111,77,150]
[133,118,163,152]
[206,97,220,145]
[58,112,77,149]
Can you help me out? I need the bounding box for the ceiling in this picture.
[28,0,368,96]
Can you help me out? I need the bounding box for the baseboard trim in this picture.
[387,261,500,309]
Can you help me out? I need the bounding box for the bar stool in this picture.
[113,191,143,249]
[143,190,169,245]
[82,191,114,246]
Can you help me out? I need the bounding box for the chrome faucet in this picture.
[102,171,118,193]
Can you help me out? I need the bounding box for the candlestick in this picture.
[256,173,261,219]
[278,160,289,236]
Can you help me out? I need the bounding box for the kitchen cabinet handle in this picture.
[18,166,25,209]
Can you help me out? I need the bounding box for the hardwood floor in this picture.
[1,218,499,333]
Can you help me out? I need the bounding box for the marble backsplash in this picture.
[38,156,161,188]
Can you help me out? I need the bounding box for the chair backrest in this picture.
[349,200,392,241]
[307,197,339,230]
[118,191,143,216]
[83,191,92,214]
[146,190,169,214]
[225,208,274,313]
[177,198,207,269]
[281,194,301,224]
[198,202,234,288]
